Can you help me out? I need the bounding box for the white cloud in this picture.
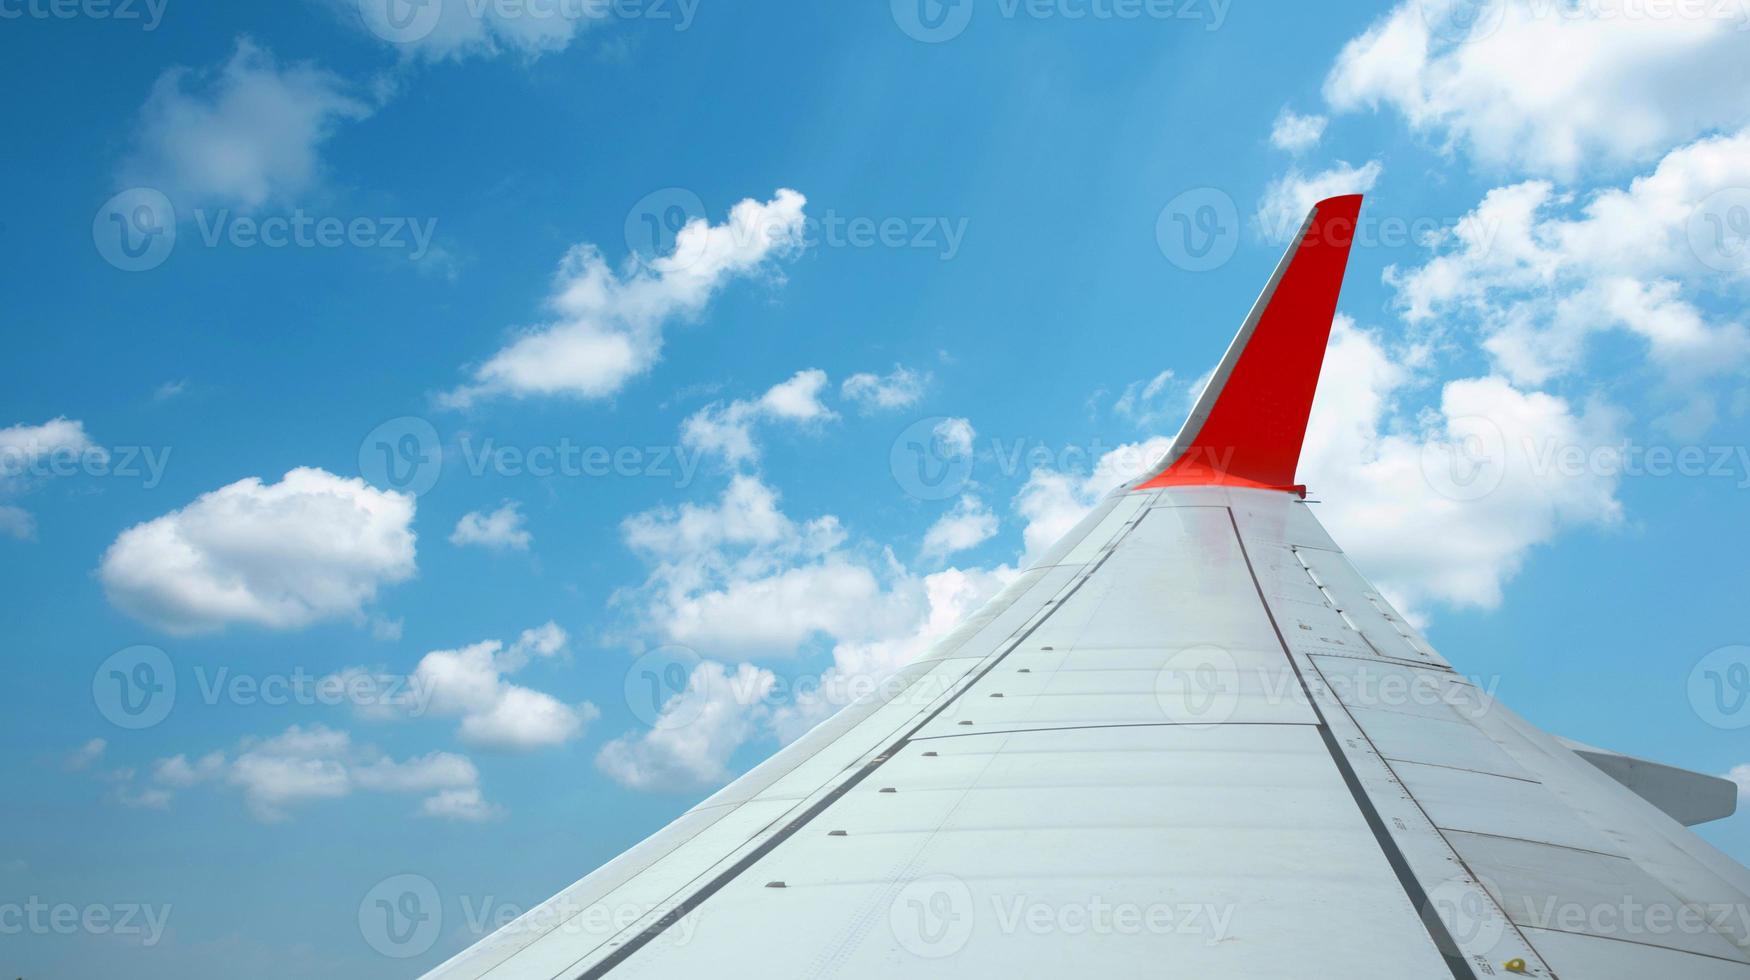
[137,725,495,822]
[681,369,837,465]
[1112,369,1179,428]
[1257,160,1382,241]
[0,417,97,469]
[65,738,107,771]
[0,417,100,537]
[443,189,808,407]
[1384,133,1750,429]
[604,470,1018,789]
[98,467,416,635]
[120,38,373,211]
[1270,108,1327,153]
[1728,764,1750,801]
[1299,316,1623,614]
[343,0,620,63]
[933,417,976,456]
[1324,1,1750,178]
[451,501,532,551]
[841,366,928,412]
[402,623,597,752]
[920,495,998,561]
[596,660,776,791]
[1013,437,1172,564]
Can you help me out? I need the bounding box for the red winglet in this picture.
[1136,194,1362,496]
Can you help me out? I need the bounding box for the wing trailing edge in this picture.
[1136,194,1363,496]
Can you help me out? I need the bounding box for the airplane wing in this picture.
[425,196,1749,980]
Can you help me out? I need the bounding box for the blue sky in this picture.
[4,0,1750,975]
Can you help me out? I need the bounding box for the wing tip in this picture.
[1135,194,1363,495]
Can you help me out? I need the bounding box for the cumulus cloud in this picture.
[932,416,976,456]
[596,660,776,791]
[1299,316,1623,614]
[406,623,598,751]
[0,417,100,538]
[120,38,373,211]
[1383,133,1750,432]
[443,189,808,407]
[1270,108,1327,153]
[341,0,635,63]
[98,467,416,634]
[841,365,928,412]
[1324,1,1750,178]
[1257,160,1382,241]
[1013,437,1172,564]
[129,725,496,822]
[920,495,998,561]
[601,471,1017,790]
[451,501,532,551]
[681,369,837,465]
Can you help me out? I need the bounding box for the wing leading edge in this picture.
[425,197,1750,980]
